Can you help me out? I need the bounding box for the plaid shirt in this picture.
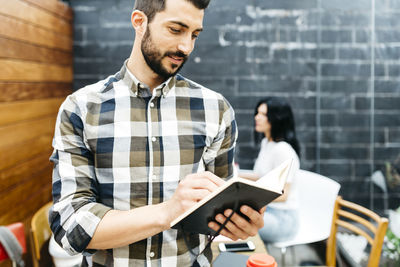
[49,61,237,266]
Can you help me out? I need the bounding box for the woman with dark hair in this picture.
[239,97,300,243]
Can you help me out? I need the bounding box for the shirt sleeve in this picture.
[49,95,111,255]
[203,97,238,179]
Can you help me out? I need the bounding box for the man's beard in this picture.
[141,27,188,79]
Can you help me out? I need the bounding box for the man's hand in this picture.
[87,172,225,250]
[208,205,266,240]
[166,171,225,224]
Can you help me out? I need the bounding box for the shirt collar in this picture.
[120,59,176,97]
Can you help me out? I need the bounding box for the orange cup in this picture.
[246,253,277,267]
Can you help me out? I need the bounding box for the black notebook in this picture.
[170,159,293,235]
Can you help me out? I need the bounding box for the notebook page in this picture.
[255,158,293,192]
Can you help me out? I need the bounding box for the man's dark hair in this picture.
[134,0,210,22]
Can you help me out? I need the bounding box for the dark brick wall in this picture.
[68,0,400,213]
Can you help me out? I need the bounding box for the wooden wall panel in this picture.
[0,152,52,194]
[0,134,54,171]
[23,0,73,22]
[0,98,63,126]
[0,14,72,51]
[0,59,73,82]
[0,167,53,216]
[0,0,73,263]
[0,37,72,65]
[0,82,72,102]
[0,181,52,224]
[0,0,72,35]
[0,116,56,148]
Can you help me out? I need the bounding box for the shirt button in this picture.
[152,137,156,142]
[149,251,155,258]
[150,102,154,108]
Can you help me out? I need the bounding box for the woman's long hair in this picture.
[254,97,300,157]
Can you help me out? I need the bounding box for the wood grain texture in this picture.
[0,0,72,36]
[23,0,73,22]
[0,37,72,65]
[0,14,72,51]
[0,181,52,225]
[0,2,72,264]
[0,151,52,195]
[0,82,71,102]
[0,115,56,149]
[0,59,73,82]
[0,97,63,127]
[0,134,54,171]
[0,167,52,215]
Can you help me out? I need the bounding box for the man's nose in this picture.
[177,36,193,55]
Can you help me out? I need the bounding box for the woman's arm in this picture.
[238,172,260,181]
[273,183,291,202]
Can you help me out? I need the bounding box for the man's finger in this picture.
[207,222,238,241]
[214,213,249,240]
[222,210,258,237]
[239,205,264,228]
[201,171,225,186]
[187,178,220,192]
[259,206,267,214]
[184,172,225,188]
[188,189,213,202]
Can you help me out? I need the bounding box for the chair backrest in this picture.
[326,196,389,267]
[272,170,341,248]
[295,170,341,242]
[30,202,53,267]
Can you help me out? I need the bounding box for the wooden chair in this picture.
[30,202,53,267]
[326,196,389,267]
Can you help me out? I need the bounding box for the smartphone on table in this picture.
[218,240,256,252]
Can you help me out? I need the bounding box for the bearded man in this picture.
[49,0,265,266]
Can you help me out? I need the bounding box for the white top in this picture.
[253,138,300,209]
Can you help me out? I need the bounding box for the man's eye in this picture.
[192,33,199,39]
[170,28,180,33]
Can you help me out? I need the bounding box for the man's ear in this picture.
[131,10,148,37]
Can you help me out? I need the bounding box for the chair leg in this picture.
[281,247,287,266]
[290,246,296,265]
